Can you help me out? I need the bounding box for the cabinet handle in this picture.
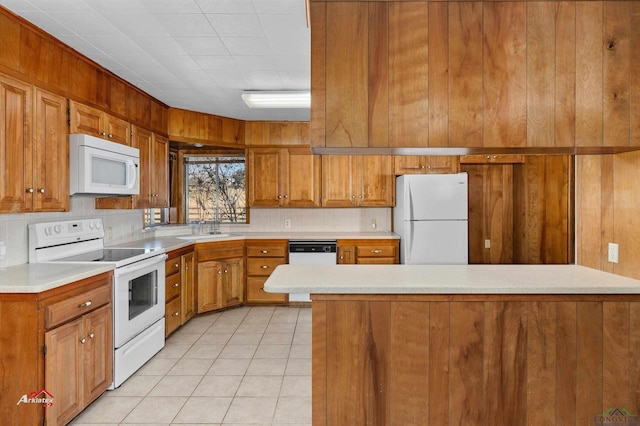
[260,265,269,269]
[101,132,106,136]
[224,269,228,274]
[486,155,491,159]
[284,195,288,199]
[108,134,113,138]
[217,270,222,275]
[80,338,86,344]
[88,333,95,339]
[38,188,45,194]
[492,155,497,159]
[174,263,179,268]
[371,249,382,254]
[339,256,344,259]
[78,300,92,308]
[26,188,34,193]
[351,195,356,199]
[260,250,269,254]
[173,312,180,316]
[277,195,282,199]
[173,283,179,287]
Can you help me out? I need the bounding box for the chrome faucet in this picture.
[198,220,205,235]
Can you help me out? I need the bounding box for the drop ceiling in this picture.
[0,0,311,121]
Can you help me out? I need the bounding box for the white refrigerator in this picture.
[394,173,468,264]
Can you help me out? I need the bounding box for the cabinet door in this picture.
[197,260,224,313]
[83,305,113,404]
[248,148,283,207]
[104,115,131,145]
[69,100,102,138]
[152,133,169,207]
[321,155,356,207]
[33,88,69,212]
[358,155,394,206]
[45,318,84,426]
[0,74,32,212]
[181,252,195,323]
[337,246,355,264]
[426,156,459,174]
[132,125,153,208]
[224,257,244,307]
[394,156,425,174]
[285,149,321,207]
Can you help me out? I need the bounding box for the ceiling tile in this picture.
[141,0,200,14]
[279,70,310,90]
[132,36,186,56]
[154,55,200,71]
[84,35,146,55]
[242,70,283,90]
[30,0,91,12]
[86,0,147,14]
[154,13,217,37]
[233,55,276,71]
[267,36,308,56]
[221,37,271,56]
[13,11,75,36]
[192,55,238,71]
[203,70,249,89]
[195,0,255,14]
[49,10,119,36]
[175,37,228,56]
[252,0,306,15]
[56,35,104,56]
[205,13,263,37]
[259,14,308,37]
[101,13,169,37]
[273,55,309,71]
[0,0,38,12]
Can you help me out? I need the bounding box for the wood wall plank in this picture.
[576,156,603,269]
[428,302,449,425]
[44,42,71,94]
[527,302,556,425]
[310,1,326,148]
[603,1,631,148]
[448,2,483,148]
[575,302,603,425]
[527,2,555,148]
[555,302,577,425]
[449,302,484,424]
[631,3,640,147]
[389,2,429,148]
[428,2,448,148]
[612,150,640,279]
[0,12,20,71]
[600,155,615,274]
[325,2,368,147]
[555,2,576,148]
[368,2,388,148]
[603,302,630,410]
[483,301,528,426]
[630,303,640,414]
[19,28,46,83]
[483,2,527,148]
[576,1,604,147]
[389,301,429,424]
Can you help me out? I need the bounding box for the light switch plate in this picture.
[484,239,491,249]
[284,219,291,229]
[608,242,619,263]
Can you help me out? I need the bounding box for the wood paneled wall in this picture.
[313,295,640,426]
[0,7,168,134]
[311,1,640,150]
[577,151,640,279]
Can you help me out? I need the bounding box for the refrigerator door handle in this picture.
[406,181,414,221]
[404,221,413,262]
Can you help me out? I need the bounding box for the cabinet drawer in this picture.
[246,276,288,303]
[166,272,181,300]
[166,257,181,276]
[197,246,244,262]
[357,245,396,258]
[357,257,397,265]
[165,297,182,336]
[246,245,287,257]
[247,257,286,276]
[45,284,111,329]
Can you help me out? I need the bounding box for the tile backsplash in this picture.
[0,204,392,268]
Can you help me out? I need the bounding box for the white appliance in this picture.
[29,219,166,388]
[394,173,468,264]
[69,134,139,195]
[288,240,337,302]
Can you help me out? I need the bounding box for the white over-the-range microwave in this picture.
[69,133,140,195]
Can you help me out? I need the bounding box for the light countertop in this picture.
[264,264,640,295]
[0,263,114,294]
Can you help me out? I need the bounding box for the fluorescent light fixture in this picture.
[241,91,310,109]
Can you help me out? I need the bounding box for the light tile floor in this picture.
[70,306,312,426]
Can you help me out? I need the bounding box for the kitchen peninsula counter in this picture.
[264,264,640,426]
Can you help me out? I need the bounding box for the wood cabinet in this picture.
[196,242,244,313]
[337,239,399,265]
[164,247,195,337]
[0,73,68,213]
[168,108,245,146]
[248,148,321,207]
[460,154,525,164]
[245,240,288,304]
[132,125,169,208]
[69,100,131,145]
[0,272,113,426]
[394,156,459,175]
[322,155,394,207]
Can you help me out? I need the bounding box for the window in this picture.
[184,156,246,224]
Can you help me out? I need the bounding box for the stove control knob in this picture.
[44,227,52,236]
[88,222,94,230]
[53,225,62,234]
[95,221,101,230]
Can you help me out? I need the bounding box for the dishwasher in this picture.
[288,240,337,302]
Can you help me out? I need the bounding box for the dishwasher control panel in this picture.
[288,240,337,253]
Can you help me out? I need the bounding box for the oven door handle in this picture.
[114,253,168,275]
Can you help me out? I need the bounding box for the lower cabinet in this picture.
[165,247,195,337]
[337,239,400,264]
[245,240,288,304]
[196,241,244,313]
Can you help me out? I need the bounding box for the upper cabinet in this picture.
[69,100,131,146]
[132,125,169,209]
[245,122,309,146]
[394,156,459,175]
[168,108,244,146]
[0,73,68,213]
[310,1,640,151]
[321,155,393,207]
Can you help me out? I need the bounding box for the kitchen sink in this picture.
[176,233,232,240]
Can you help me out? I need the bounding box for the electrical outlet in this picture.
[608,242,619,263]
[484,239,491,249]
[106,227,113,240]
[284,219,291,229]
[371,218,377,230]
